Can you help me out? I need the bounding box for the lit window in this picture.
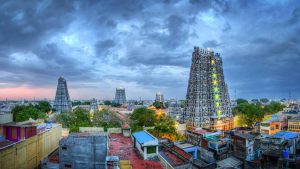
[214,87,219,92]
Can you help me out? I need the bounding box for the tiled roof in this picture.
[234,133,255,140]
[192,129,208,135]
[172,145,192,159]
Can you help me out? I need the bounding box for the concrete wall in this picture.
[158,153,174,169]
[0,113,13,124]
[79,127,104,132]
[107,128,121,134]
[0,124,62,169]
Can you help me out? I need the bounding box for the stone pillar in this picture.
[144,146,147,159]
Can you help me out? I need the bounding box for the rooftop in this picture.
[159,144,190,166]
[190,129,208,135]
[176,143,195,149]
[108,133,163,169]
[204,136,220,142]
[234,133,256,140]
[0,140,15,150]
[132,131,156,144]
[272,131,298,140]
[216,156,243,168]
[262,114,282,123]
[289,116,300,122]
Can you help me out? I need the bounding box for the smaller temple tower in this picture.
[53,77,72,113]
[155,92,164,103]
[114,88,126,104]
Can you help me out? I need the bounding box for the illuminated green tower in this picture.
[183,47,233,130]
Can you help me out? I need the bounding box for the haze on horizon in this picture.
[0,0,300,100]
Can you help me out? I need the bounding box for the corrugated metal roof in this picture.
[132,131,155,144]
[272,131,298,140]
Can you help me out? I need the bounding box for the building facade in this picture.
[53,77,72,113]
[183,47,233,130]
[0,123,62,169]
[59,132,108,169]
[168,100,182,121]
[114,88,126,104]
[288,116,300,132]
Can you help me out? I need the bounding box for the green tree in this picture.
[263,101,285,114]
[72,101,82,106]
[111,102,121,107]
[35,101,51,113]
[12,105,46,122]
[236,98,248,105]
[260,98,269,103]
[104,100,112,105]
[154,115,176,134]
[233,102,264,127]
[153,101,164,109]
[179,100,185,108]
[130,108,156,132]
[92,109,121,130]
[55,108,92,132]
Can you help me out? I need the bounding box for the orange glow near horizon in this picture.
[0,87,55,100]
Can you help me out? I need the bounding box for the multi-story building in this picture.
[155,92,164,103]
[168,100,182,121]
[260,131,299,168]
[0,122,62,169]
[114,88,126,104]
[260,114,287,136]
[183,47,233,130]
[288,116,300,132]
[53,77,72,113]
[59,132,108,169]
[232,133,256,160]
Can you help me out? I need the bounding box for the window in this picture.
[147,146,156,154]
[62,146,67,150]
[65,164,72,168]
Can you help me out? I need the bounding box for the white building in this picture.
[132,131,158,160]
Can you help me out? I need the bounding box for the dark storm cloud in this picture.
[0,0,300,99]
[203,40,220,48]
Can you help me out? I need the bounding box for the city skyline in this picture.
[1,0,300,100]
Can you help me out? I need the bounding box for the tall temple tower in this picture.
[53,77,72,113]
[114,88,126,104]
[155,92,164,103]
[183,47,233,131]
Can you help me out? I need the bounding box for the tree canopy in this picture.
[152,101,164,109]
[236,98,248,104]
[130,108,156,132]
[55,108,121,132]
[104,100,112,105]
[55,108,92,132]
[130,108,184,141]
[92,109,121,130]
[12,103,47,122]
[233,99,285,127]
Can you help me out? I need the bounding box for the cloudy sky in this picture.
[0,0,299,100]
